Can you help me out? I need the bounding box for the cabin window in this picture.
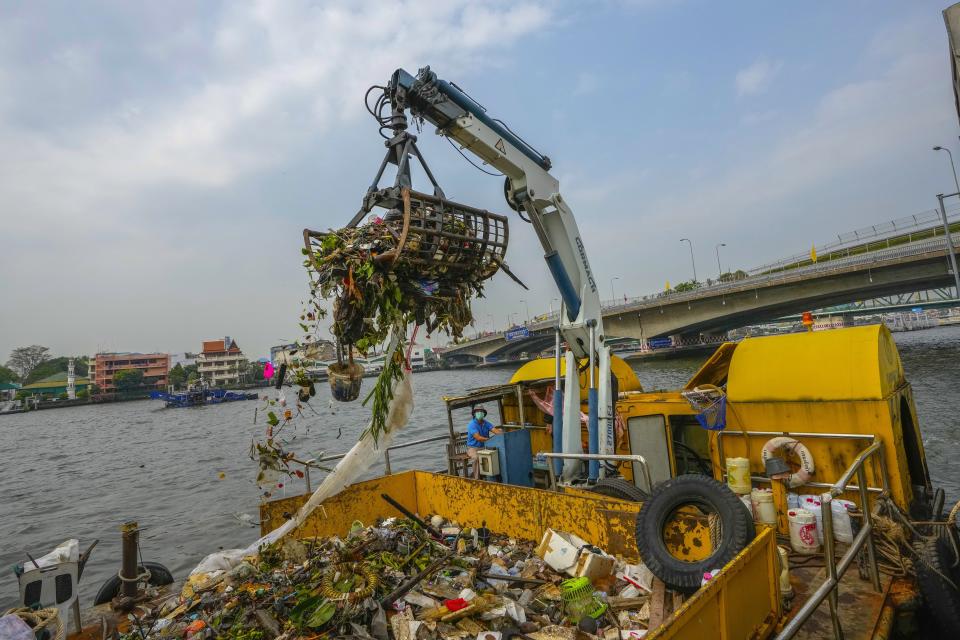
[669,415,713,476]
[55,573,73,604]
[627,415,672,491]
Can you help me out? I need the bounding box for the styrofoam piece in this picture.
[535,528,589,574]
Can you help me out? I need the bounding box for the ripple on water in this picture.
[4,328,960,608]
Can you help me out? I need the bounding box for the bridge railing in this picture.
[451,220,960,346]
[747,203,960,276]
[598,230,960,312]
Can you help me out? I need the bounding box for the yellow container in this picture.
[726,457,751,494]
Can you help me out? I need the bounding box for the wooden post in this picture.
[120,521,139,599]
[648,577,668,629]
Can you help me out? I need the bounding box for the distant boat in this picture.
[149,382,258,408]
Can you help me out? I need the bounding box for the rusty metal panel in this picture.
[536,490,641,560]
[411,472,641,558]
[648,527,780,640]
[412,472,546,541]
[258,471,419,538]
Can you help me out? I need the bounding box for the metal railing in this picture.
[291,434,451,492]
[716,430,882,494]
[775,440,890,640]
[540,452,653,495]
[451,229,960,348]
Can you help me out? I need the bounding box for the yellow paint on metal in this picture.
[684,342,737,390]
[662,508,713,562]
[509,355,643,394]
[261,471,781,639]
[648,527,780,640]
[727,325,903,402]
[260,470,642,559]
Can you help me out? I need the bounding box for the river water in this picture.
[2,326,959,608]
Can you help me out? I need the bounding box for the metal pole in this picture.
[715,243,726,278]
[120,521,139,599]
[937,194,960,296]
[587,320,599,481]
[681,238,697,282]
[820,495,844,640]
[384,450,392,475]
[552,323,564,476]
[610,276,619,303]
[858,465,882,592]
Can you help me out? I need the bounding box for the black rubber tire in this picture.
[635,474,755,594]
[93,561,175,605]
[914,529,960,634]
[589,478,650,502]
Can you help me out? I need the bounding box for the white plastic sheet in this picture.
[191,364,414,576]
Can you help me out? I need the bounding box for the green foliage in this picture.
[57,392,68,400]
[0,364,17,384]
[25,357,88,384]
[7,345,50,381]
[673,280,700,292]
[168,363,187,389]
[77,389,89,399]
[113,369,145,390]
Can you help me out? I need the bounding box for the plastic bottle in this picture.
[776,545,793,598]
[787,508,819,554]
[726,457,751,494]
[830,500,856,543]
[751,488,777,525]
[800,496,823,544]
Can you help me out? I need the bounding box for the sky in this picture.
[2,0,960,360]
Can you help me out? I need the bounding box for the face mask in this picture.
[474,412,484,421]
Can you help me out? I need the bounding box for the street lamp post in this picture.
[549,297,559,315]
[680,238,697,283]
[932,146,960,296]
[520,299,530,324]
[609,276,620,304]
[715,243,726,279]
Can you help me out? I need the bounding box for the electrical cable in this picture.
[445,136,503,177]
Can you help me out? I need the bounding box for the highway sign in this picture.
[505,326,531,341]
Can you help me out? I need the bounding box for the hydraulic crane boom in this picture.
[383,66,612,482]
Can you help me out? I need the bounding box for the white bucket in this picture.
[787,508,819,554]
[800,496,823,544]
[831,499,856,544]
[751,488,777,525]
[726,457,751,495]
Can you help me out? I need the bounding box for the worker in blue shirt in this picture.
[466,405,501,478]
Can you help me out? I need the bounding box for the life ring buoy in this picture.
[761,437,814,488]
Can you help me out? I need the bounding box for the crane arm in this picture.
[384,67,612,482]
[386,67,603,359]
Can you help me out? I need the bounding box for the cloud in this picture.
[735,57,782,97]
[0,1,552,357]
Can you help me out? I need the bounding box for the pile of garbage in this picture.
[120,515,672,640]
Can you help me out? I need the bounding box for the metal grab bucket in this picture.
[328,362,364,402]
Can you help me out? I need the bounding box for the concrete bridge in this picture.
[442,229,960,363]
